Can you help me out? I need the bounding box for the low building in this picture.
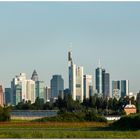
[124,100,136,115]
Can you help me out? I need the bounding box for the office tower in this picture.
[68,50,84,102]
[51,75,64,99]
[95,61,110,98]
[15,84,22,104]
[121,80,129,97]
[84,75,93,99]
[11,73,36,105]
[26,80,35,103]
[11,73,27,105]
[35,81,46,102]
[95,66,103,96]
[0,85,3,106]
[104,73,110,98]
[46,86,51,102]
[31,70,39,81]
[5,88,11,105]
[112,80,120,100]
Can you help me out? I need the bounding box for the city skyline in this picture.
[0,2,140,93]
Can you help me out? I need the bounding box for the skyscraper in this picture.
[68,50,84,102]
[35,81,46,102]
[95,66,103,96]
[112,80,121,100]
[51,75,64,99]
[104,73,110,98]
[0,85,3,106]
[11,73,36,105]
[84,75,93,99]
[46,86,51,102]
[95,62,110,98]
[31,70,39,81]
[11,73,27,105]
[121,80,129,97]
[26,80,35,103]
[5,88,11,105]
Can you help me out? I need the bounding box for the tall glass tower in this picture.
[95,67,103,96]
[121,80,129,97]
[95,61,110,98]
[51,75,64,99]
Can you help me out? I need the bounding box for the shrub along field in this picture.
[32,112,107,122]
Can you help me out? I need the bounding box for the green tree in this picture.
[136,92,140,113]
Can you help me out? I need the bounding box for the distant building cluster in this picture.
[0,50,136,106]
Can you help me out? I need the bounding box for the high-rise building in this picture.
[26,80,35,103]
[11,73,36,105]
[46,86,51,102]
[11,73,27,105]
[121,80,129,97]
[104,73,110,98]
[5,88,11,105]
[84,75,93,99]
[95,62,110,98]
[35,81,46,102]
[68,51,84,102]
[0,85,3,106]
[31,70,39,82]
[95,66,103,96]
[51,75,64,99]
[112,80,120,100]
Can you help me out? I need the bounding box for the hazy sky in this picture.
[0,2,140,93]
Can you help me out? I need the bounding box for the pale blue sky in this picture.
[0,2,140,93]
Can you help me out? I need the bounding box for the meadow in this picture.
[0,121,140,138]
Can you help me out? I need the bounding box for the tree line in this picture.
[11,92,140,116]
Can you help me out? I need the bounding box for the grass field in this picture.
[0,121,140,138]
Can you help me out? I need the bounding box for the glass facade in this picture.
[96,67,103,96]
[15,84,22,105]
[104,73,110,98]
[121,80,129,97]
[35,81,45,101]
[51,75,64,99]
[5,88,11,105]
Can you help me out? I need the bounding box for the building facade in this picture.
[68,51,84,102]
[112,80,121,100]
[0,85,3,106]
[26,80,35,103]
[35,81,46,102]
[121,80,129,97]
[104,73,110,98]
[4,88,11,105]
[31,70,39,82]
[84,75,93,99]
[95,63,110,98]
[51,75,64,99]
[95,67,103,96]
[11,73,36,105]
[46,86,51,102]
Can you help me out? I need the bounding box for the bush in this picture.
[111,113,140,130]
[0,106,11,122]
[33,112,107,122]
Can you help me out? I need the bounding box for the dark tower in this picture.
[31,70,39,81]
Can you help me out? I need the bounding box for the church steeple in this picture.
[31,70,38,81]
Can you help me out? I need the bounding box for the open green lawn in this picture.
[0,122,140,138]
